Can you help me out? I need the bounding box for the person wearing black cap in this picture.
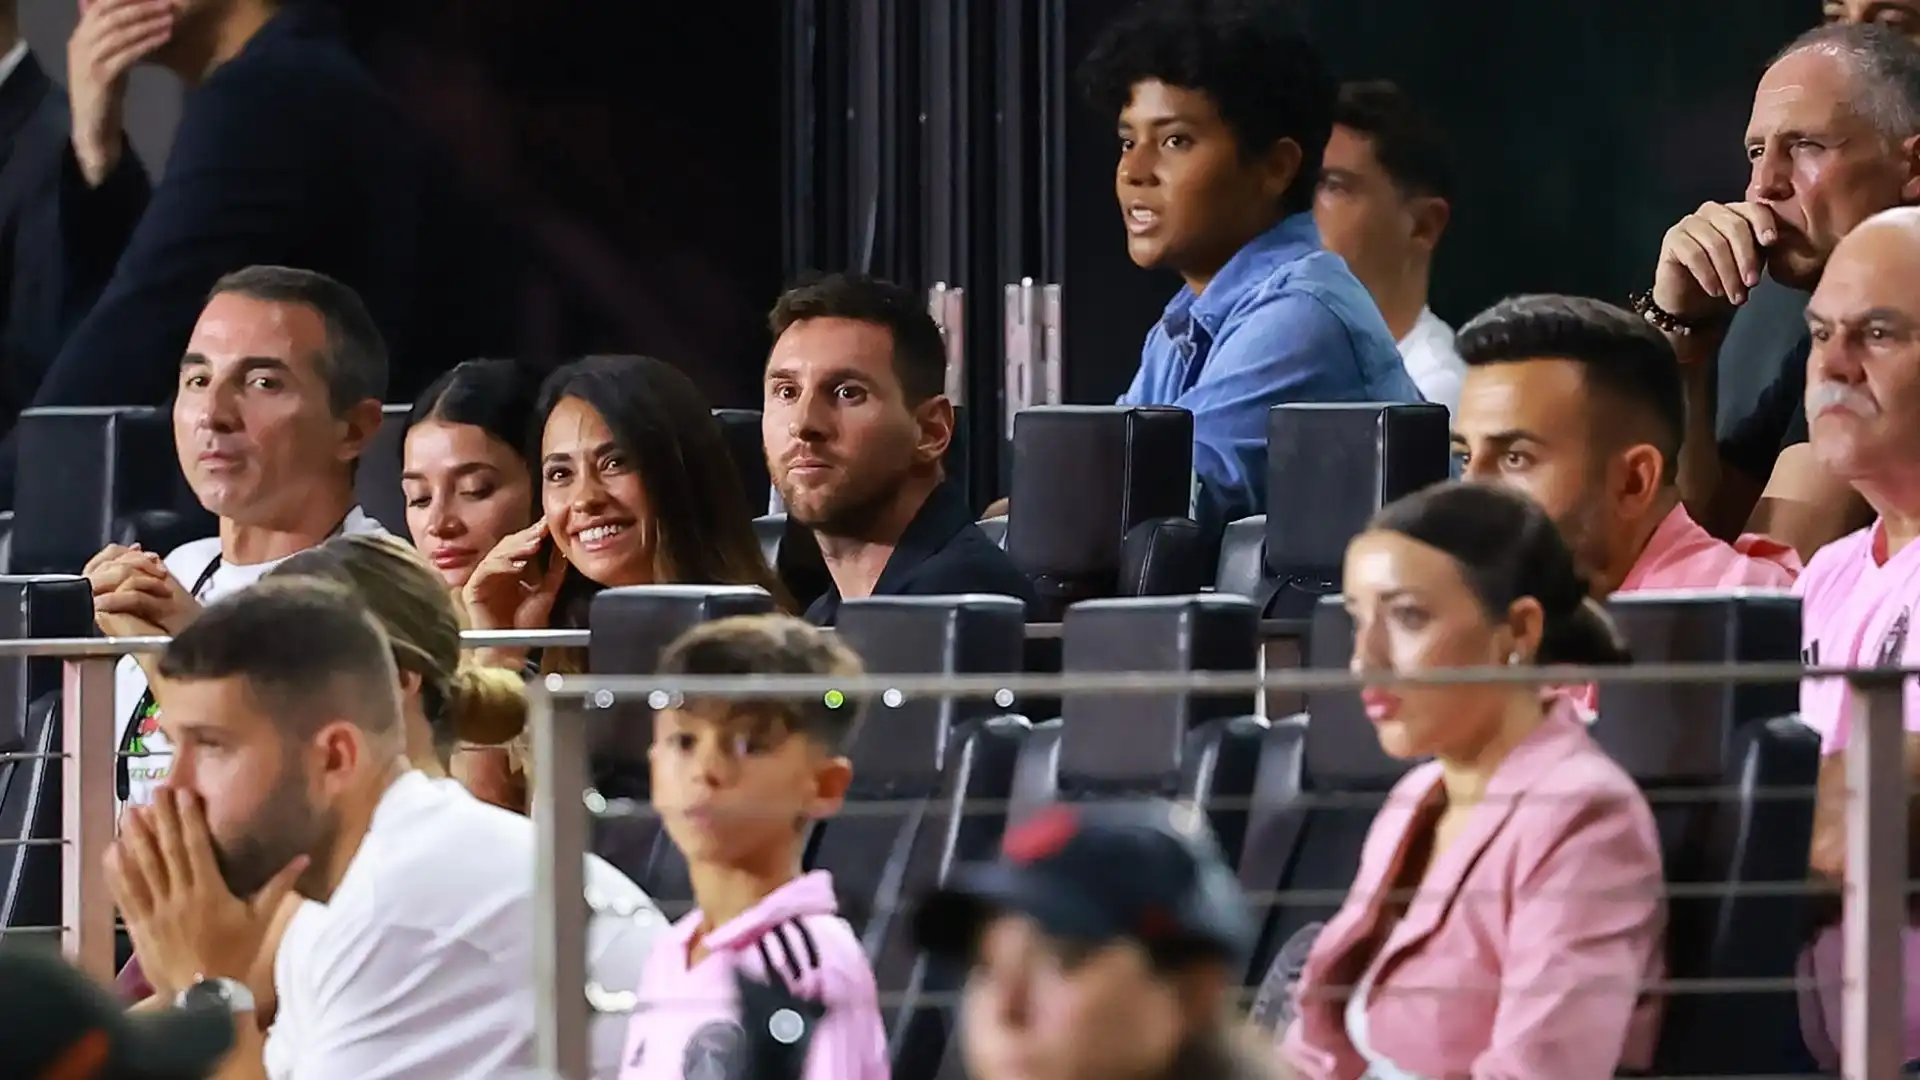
[913,799,1279,1080]
[0,944,235,1079]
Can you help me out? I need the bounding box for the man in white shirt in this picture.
[81,265,390,815]
[1313,80,1465,413]
[104,580,661,1080]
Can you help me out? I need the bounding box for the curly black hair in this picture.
[1077,0,1332,217]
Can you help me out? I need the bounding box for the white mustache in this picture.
[1808,381,1879,418]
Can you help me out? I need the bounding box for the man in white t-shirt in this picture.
[1313,80,1465,413]
[104,580,662,1080]
[80,265,390,813]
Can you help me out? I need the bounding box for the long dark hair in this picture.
[533,355,794,626]
[404,357,544,461]
[1369,481,1631,666]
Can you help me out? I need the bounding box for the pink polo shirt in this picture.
[1794,518,1920,1069]
[616,870,887,1080]
[1571,504,1801,717]
[1616,503,1801,593]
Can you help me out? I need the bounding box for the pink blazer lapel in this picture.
[1376,704,1592,966]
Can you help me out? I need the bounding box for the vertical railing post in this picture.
[61,655,117,980]
[1841,674,1907,1079]
[532,676,591,1080]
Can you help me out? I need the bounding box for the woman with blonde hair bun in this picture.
[269,532,531,810]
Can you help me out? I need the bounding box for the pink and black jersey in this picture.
[617,870,888,1080]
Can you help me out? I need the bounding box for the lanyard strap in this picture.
[113,511,355,801]
[115,555,225,802]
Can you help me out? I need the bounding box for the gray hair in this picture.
[1774,23,1920,143]
[208,265,390,415]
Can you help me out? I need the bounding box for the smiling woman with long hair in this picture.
[463,354,793,675]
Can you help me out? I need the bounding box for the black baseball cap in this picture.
[913,799,1255,965]
[0,945,235,1079]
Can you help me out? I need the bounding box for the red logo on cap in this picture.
[1003,806,1079,864]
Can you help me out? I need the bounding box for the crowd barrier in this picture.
[1,630,1912,1079]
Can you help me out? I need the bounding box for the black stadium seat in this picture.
[1214,514,1267,599]
[712,409,771,520]
[976,515,1007,550]
[13,407,212,574]
[1261,403,1449,618]
[1015,595,1261,853]
[753,513,786,569]
[1591,591,1818,1076]
[822,594,1028,1077]
[0,576,98,936]
[583,584,779,904]
[1005,406,1199,620]
[1244,598,1413,1014]
[1601,588,1800,739]
[357,404,412,534]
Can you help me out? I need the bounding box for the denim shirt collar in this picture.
[1158,212,1321,346]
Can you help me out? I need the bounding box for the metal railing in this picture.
[523,662,1911,1080]
[0,630,586,979]
[1,632,1910,1078]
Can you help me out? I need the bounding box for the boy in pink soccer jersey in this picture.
[618,614,889,1080]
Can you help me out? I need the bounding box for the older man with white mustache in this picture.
[1790,204,1920,1072]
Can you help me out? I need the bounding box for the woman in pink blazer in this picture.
[1279,482,1667,1080]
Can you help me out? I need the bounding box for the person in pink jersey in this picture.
[1451,294,1802,715]
[1787,206,1920,1073]
[618,615,887,1080]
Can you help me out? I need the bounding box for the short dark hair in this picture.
[657,614,866,751]
[158,578,404,741]
[209,266,390,415]
[1456,294,1685,485]
[1077,0,1334,216]
[1774,23,1920,142]
[1333,80,1455,201]
[768,273,947,403]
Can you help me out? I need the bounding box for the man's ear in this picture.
[1260,137,1304,208]
[913,394,955,465]
[1409,195,1451,252]
[335,398,384,465]
[1615,443,1665,520]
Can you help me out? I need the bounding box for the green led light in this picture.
[823,689,846,709]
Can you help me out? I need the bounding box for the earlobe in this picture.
[918,396,955,463]
[337,399,384,463]
[1267,138,1304,204]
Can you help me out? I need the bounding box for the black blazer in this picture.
[0,49,148,434]
[0,2,519,499]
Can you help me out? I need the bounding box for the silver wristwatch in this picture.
[175,976,256,1015]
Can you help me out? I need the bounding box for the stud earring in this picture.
[1508,650,1523,666]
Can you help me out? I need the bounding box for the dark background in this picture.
[39,0,1819,494]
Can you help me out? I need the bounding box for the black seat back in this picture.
[13,408,210,574]
[1006,406,1194,621]
[0,576,97,934]
[1588,591,1817,1076]
[357,403,412,535]
[584,584,778,904]
[712,409,770,520]
[1244,598,1415,1019]
[1031,596,1259,852]
[1262,403,1448,618]
[825,595,1026,1070]
[1601,588,1800,744]
[1214,515,1267,599]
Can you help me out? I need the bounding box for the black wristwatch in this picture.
[175,976,256,1015]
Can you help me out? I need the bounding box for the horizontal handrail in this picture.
[534,659,1906,701]
[0,628,592,658]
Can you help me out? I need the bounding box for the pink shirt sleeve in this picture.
[791,918,889,1080]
